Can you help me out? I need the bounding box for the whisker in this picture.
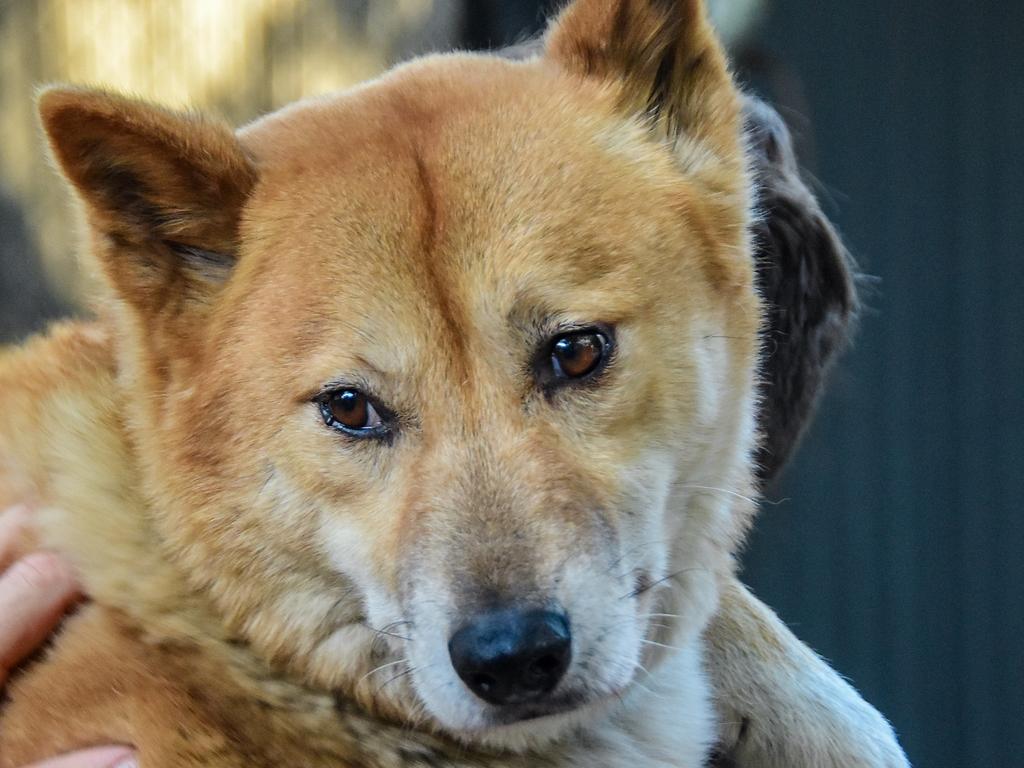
[358,658,409,686]
[629,679,662,699]
[377,665,418,692]
[676,483,759,505]
[605,618,671,632]
[375,661,443,694]
[640,638,684,653]
[678,483,789,507]
[620,567,709,600]
[362,620,413,643]
[605,537,675,575]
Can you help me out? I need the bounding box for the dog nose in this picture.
[448,608,572,706]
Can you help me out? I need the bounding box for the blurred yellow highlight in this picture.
[0,0,437,301]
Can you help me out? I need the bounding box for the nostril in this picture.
[470,672,497,694]
[530,654,563,678]
[448,607,572,706]
[524,652,566,690]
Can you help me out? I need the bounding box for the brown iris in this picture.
[550,329,608,380]
[322,389,381,432]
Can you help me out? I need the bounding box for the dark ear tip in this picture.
[36,86,253,182]
[35,85,198,139]
[36,84,111,118]
[36,85,85,133]
[35,85,130,145]
[35,86,139,178]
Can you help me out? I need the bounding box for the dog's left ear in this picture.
[545,0,742,180]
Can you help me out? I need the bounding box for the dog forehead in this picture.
[239,54,685,257]
[239,53,622,170]
[229,55,699,353]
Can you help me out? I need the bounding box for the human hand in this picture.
[0,505,137,768]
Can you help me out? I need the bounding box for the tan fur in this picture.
[0,1,906,766]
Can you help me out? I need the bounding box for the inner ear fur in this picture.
[37,86,257,311]
[545,0,742,166]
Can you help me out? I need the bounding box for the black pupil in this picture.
[553,332,603,378]
[330,390,369,428]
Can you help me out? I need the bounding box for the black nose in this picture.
[448,608,572,706]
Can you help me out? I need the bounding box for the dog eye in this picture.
[547,328,611,382]
[317,389,386,436]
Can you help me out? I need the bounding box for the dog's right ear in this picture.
[37,86,257,319]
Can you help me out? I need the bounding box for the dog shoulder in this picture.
[706,580,909,768]
[0,604,413,768]
[0,320,115,507]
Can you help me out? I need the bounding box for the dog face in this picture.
[39,0,759,749]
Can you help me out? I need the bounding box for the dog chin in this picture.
[432,686,625,753]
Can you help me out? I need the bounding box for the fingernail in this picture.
[8,551,77,593]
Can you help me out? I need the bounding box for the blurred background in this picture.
[0,1,1020,765]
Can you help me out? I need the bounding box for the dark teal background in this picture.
[741,2,1024,766]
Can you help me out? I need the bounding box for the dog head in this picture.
[39,0,760,749]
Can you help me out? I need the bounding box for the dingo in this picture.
[0,1,905,766]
